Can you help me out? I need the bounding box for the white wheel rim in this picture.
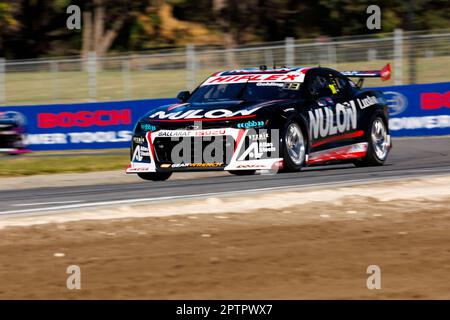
[285,123,305,165]
[371,118,388,160]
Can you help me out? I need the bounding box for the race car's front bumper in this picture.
[126,128,283,173]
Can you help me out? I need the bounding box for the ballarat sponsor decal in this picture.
[309,101,357,139]
[156,131,192,137]
[149,107,261,120]
[156,129,227,137]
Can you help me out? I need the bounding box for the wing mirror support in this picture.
[356,78,364,89]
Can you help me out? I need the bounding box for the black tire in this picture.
[137,172,172,181]
[228,170,256,176]
[281,120,307,172]
[354,116,389,167]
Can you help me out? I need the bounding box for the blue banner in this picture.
[373,82,450,137]
[0,81,449,151]
[0,99,176,151]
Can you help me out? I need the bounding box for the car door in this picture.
[303,70,336,147]
[316,70,360,149]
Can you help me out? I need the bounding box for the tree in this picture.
[0,1,18,56]
[81,0,132,59]
[0,0,449,60]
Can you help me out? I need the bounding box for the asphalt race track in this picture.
[0,137,449,216]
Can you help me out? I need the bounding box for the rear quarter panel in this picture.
[354,89,390,134]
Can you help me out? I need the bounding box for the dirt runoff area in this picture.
[1,175,450,299]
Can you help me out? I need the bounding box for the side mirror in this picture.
[177,91,191,102]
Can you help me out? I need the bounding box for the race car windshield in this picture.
[188,82,303,103]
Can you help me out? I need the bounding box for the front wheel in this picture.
[281,121,306,172]
[137,172,172,181]
[354,116,389,167]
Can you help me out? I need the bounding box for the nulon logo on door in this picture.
[308,102,357,139]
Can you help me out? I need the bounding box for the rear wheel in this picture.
[354,116,389,167]
[282,121,306,172]
[137,172,172,181]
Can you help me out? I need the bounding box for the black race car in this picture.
[127,64,392,181]
[0,111,30,155]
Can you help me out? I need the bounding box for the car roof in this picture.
[213,66,314,76]
[199,67,318,86]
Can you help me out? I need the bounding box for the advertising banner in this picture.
[0,99,176,151]
[373,82,450,137]
[0,81,448,151]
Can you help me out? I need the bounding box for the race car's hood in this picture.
[140,99,292,125]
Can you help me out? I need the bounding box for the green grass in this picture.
[2,56,450,106]
[0,150,129,176]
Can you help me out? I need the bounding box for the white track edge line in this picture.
[2,169,450,216]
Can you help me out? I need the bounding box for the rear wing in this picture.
[341,63,391,81]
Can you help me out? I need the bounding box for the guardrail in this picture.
[0,82,448,151]
[0,29,449,106]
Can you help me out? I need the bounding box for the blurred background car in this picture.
[0,111,29,155]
